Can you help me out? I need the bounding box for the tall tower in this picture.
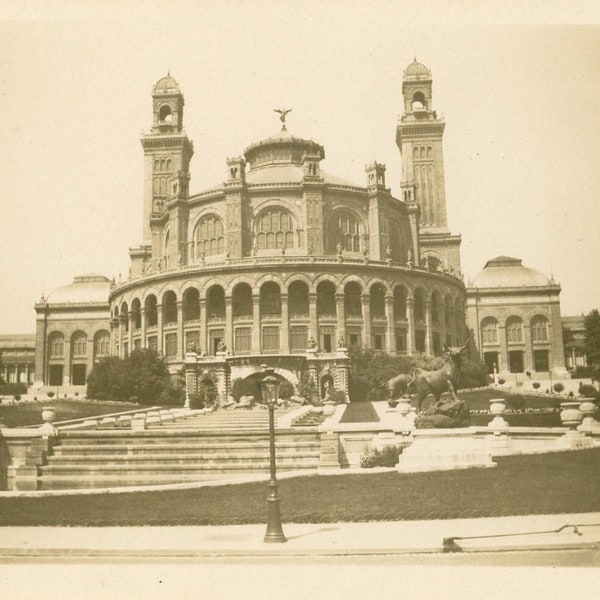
[140,74,194,260]
[396,59,461,272]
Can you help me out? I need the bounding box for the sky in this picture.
[1,1,600,334]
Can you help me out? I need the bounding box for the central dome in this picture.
[244,133,324,169]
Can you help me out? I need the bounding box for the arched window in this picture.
[232,283,253,318]
[288,281,309,316]
[328,211,360,253]
[72,332,87,358]
[260,282,281,316]
[131,298,142,329]
[159,105,172,123]
[370,283,386,318]
[120,302,129,332]
[255,207,295,250]
[506,316,524,343]
[48,332,64,358]
[163,230,170,268]
[162,291,178,325]
[531,315,549,342]
[481,317,499,344]
[183,288,200,321]
[145,295,158,327]
[195,214,225,258]
[94,330,110,359]
[412,91,426,111]
[393,286,407,320]
[207,286,225,319]
[317,281,336,317]
[344,282,362,317]
[414,289,425,322]
[431,292,442,325]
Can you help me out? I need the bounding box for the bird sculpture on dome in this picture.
[274,108,292,131]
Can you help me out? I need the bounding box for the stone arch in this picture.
[225,275,256,295]
[325,208,365,254]
[253,202,298,251]
[229,365,299,393]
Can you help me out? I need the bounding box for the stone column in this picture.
[184,352,198,408]
[385,294,395,353]
[309,292,318,341]
[117,315,123,358]
[424,300,433,355]
[335,346,350,396]
[361,295,371,348]
[406,298,415,354]
[63,337,71,386]
[252,295,261,354]
[280,294,289,353]
[128,312,134,355]
[498,324,508,373]
[156,304,163,355]
[225,296,234,353]
[523,323,532,372]
[176,300,184,360]
[199,299,207,354]
[335,293,345,345]
[140,307,146,348]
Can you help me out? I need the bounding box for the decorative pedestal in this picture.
[39,406,57,436]
[558,401,593,449]
[488,398,508,430]
[578,398,599,432]
[396,429,496,473]
[384,397,413,433]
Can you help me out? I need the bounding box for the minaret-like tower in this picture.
[140,74,194,260]
[396,59,461,272]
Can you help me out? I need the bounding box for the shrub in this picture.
[532,382,541,390]
[279,379,295,400]
[13,394,21,402]
[553,383,565,393]
[360,445,403,468]
[506,394,526,411]
[498,378,505,385]
[47,391,55,398]
[568,391,574,397]
[299,372,319,405]
[574,366,594,379]
[0,382,27,395]
[455,359,489,390]
[188,392,205,410]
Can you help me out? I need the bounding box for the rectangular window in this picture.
[262,326,280,353]
[72,364,87,386]
[164,333,177,357]
[49,365,63,386]
[147,335,158,353]
[347,326,362,349]
[395,329,407,352]
[319,326,335,353]
[484,352,499,374]
[372,331,385,351]
[533,350,549,372]
[209,329,224,355]
[185,330,200,352]
[133,339,141,351]
[509,350,524,373]
[290,326,308,352]
[235,327,252,354]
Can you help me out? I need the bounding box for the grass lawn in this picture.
[1,449,599,526]
[0,400,144,428]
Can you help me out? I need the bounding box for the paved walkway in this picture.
[1,513,599,560]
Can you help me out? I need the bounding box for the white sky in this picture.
[1,1,600,333]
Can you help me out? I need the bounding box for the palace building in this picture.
[63,60,465,396]
[34,60,572,396]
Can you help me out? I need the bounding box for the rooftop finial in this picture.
[274,108,292,131]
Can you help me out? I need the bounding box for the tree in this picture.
[0,349,4,384]
[584,309,600,381]
[87,349,176,405]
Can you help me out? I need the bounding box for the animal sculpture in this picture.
[408,341,469,412]
[386,373,414,400]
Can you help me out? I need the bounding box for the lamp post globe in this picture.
[260,371,287,543]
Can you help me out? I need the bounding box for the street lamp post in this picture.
[260,371,287,543]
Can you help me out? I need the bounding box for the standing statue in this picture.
[274,108,292,131]
[408,341,469,412]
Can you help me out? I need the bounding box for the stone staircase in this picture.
[38,409,320,490]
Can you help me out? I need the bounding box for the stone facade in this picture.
[0,335,35,385]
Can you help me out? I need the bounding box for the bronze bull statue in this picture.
[386,373,413,399]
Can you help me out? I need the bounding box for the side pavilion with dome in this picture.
[466,256,567,380]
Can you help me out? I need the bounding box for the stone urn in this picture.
[42,406,56,424]
[488,398,508,429]
[560,401,583,429]
[578,398,598,431]
[396,398,412,417]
